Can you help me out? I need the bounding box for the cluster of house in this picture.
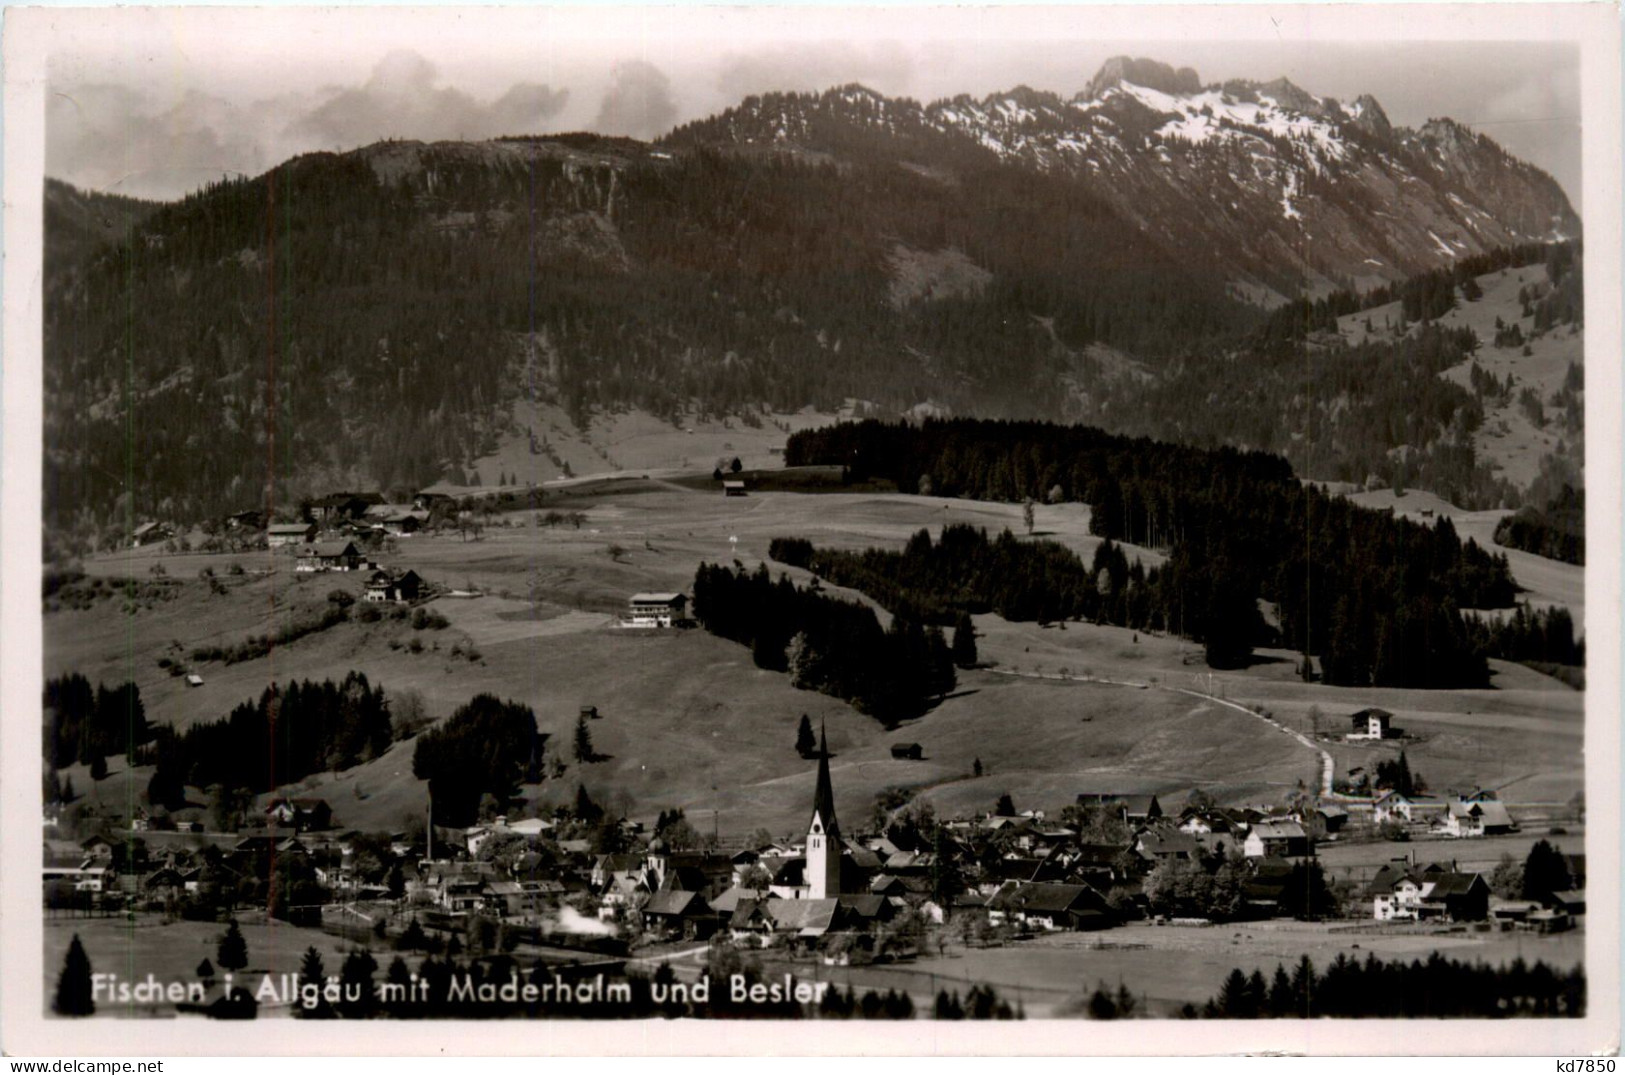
[43,798,351,908]
[1372,789,1519,838]
[1365,853,1586,931]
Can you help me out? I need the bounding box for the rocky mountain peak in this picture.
[1084,55,1202,100]
[1349,93,1393,140]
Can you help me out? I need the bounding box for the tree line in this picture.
[44,673,149,771]
[1202,953,1583,1018]
[786,419,1518,685]
[1494,484,1583,565]
[143,672,392,809]
[692,561,955,724]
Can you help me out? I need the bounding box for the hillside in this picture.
[43,58,1580,545]
[49,482,1582,837]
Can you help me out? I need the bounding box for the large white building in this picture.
[627,592,687,627]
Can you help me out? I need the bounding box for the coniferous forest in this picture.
[787,419,1523,686]
[141,673,392,808]
[1201,954,1583,1019]
[691,561,955,724]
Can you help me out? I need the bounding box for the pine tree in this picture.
[994,792,1015,817]
[196,958,215,981]
[573,711,594,764]
[1217,968,1251,1018]
[53,934,95,1016]
[973,757,983,778]
[794,714,816,758]
[217,920,248,972]
[1268,964,1293,1017]
[90,753,107,781]
[951,614,978,669]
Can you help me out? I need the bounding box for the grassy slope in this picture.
[51,481,1580,838]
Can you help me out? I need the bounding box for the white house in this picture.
[627,592,687,628]
[1443,799,1517,838]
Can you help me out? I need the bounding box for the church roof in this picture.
[811,724,839,838]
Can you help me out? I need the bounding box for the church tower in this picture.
[806,724,842,899]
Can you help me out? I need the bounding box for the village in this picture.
[43,474,1588,1018]
[45,693,1586,1018]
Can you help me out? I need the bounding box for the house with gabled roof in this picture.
[267,521,317,548]
[1442,799,1516,838]
[1243,819,1309,859]
[986,881,1113,932]
[642,889,715,940]
[296,540,363,573]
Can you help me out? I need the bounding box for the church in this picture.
[764,725,871,900]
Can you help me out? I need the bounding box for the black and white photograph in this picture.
[1,2,1619,1057]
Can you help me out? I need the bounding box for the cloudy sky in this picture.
[41,7,1584,207]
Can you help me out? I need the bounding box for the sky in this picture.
[41,7,1584,208]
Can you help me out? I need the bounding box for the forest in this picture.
[141,673,393,809]
[1493,485,1584,565]
[691,561,955,724]
[43,674,149,770]
[786,419,1517,686]
[412,693,547,827]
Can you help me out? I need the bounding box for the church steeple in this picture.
[811,724,839,840]
[806,722,841,899]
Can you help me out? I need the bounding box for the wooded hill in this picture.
[786,418,1519,686]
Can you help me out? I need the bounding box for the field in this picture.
[50,472,1585,841]
[762,920,1588,1018]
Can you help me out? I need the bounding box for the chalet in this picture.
[309,493,375,524]
[131,521,173,548]
[267,522,317,548]
[296,540,363,573]
[723,480,747,497]
[1135,828,1200,864]
[1242,820,1309,859]
[642,890,715,940]
[626,592,687,628]
[1076,793,1162,825]
[363,569,423,603]
[1417,872,1490,922]
[1367,864,1427,921]
[1442,799,1516,838]
[986,881,1113,931]
[1372,790,1444,825]
[225,510,265,532]
[1550,890,1586,917]
[364,504,429,536]
[1348,707,1400,740]
[264,798,333,832]
[1294,804,1350,839]
[890,743,924,761]
[80,835,116,865]
[185,673,204,687]
[648,850,733,897]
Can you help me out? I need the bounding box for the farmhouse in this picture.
[265,798,333,832]
[309,493,375,524]
[131,521,173,548]
[723,480,747,497]
[296,540,363,573]
[890,743,923,761]
[1372,790,1444,825]
[626,592,687,628]
[642,889,715,940]
[267,522,317,547]
[985,881,1113,932]
[364,569,423,603]
[1242,819,1309,859]
[1347,707,1400,740]
[1442,799,1517,838]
